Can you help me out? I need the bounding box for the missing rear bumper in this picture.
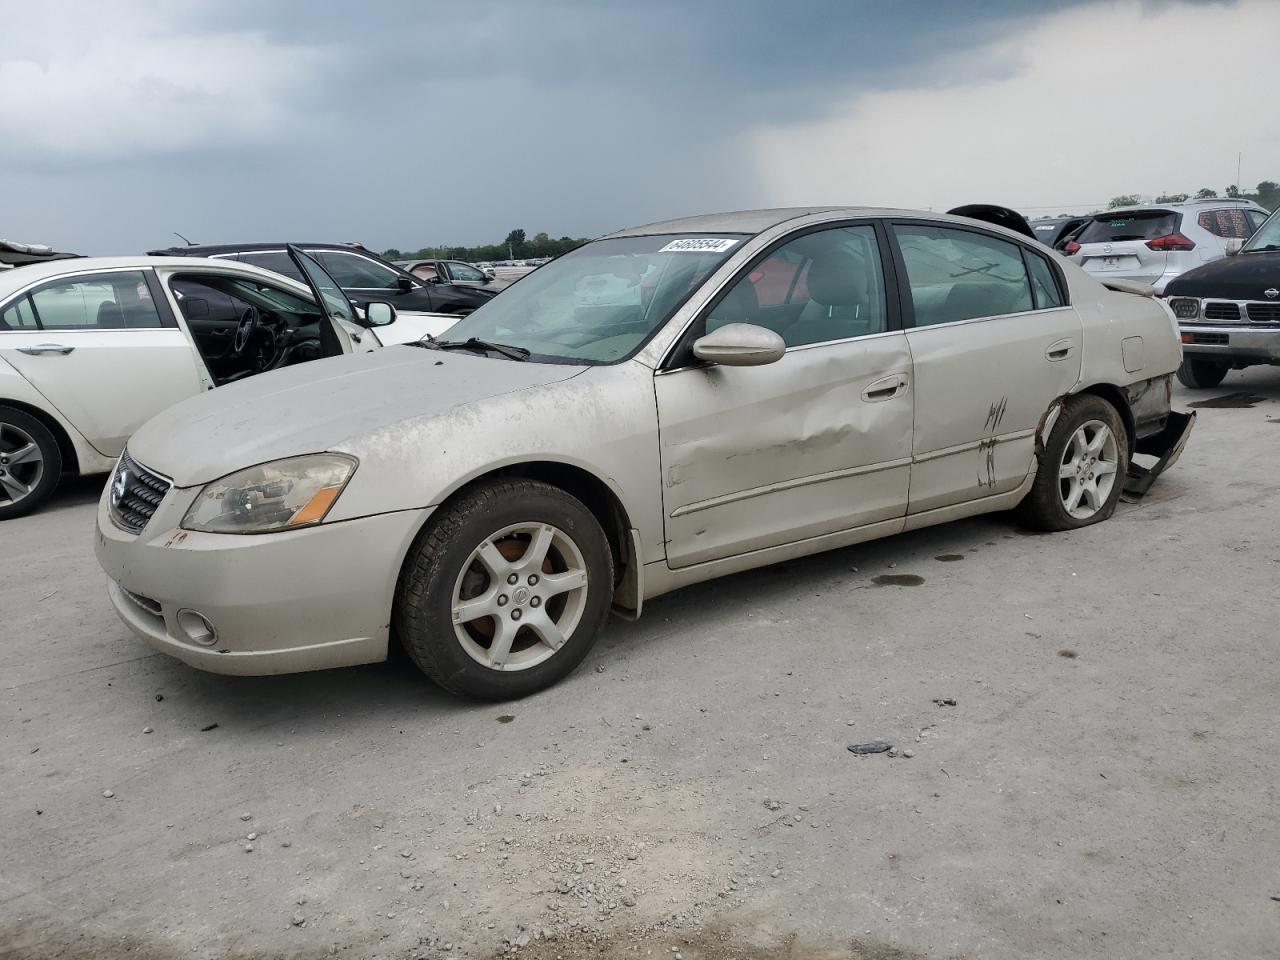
[1122,410,1196,500]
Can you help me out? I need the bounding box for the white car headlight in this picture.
[181,454,357,534]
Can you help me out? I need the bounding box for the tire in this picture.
[1175,358,1228,389]
[0,406,62,521]
[394,478,614,700]
[1017,394,1128,532]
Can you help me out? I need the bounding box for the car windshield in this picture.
[1076,210,1178,244]
[437,234,749,363]
[1242,211,1280,252]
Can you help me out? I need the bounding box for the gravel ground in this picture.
[3,372,1279,960]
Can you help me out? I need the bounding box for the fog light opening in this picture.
[176,608,218,647]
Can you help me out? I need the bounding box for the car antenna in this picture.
[173,231,196,246]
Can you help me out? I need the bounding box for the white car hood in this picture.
[128,346,586,487]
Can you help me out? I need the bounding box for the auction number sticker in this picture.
[659,238,740,253]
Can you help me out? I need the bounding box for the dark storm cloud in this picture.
[2,0,1093,253]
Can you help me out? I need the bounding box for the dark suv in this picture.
[147,242,497,316]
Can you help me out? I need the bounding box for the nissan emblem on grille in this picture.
[109,453,171,534]
[1266,288,1279,299]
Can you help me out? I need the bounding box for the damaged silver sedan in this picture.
[95,207,1192,699]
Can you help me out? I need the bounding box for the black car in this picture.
[147,242,497,316]
[1164,208,1280,387]
[1029,215,1091,251]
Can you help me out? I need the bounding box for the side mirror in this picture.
[692,322,786,367]
[1225,238,1244,257]
[397,276,414,293]
[363,301,397,327]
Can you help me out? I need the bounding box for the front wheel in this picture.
[394,478,614,700]
[1175,358,1229,389]
[1017,395,1128,532]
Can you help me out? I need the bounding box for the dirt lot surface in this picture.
[3,373,1279,960]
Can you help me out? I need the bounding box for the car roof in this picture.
[0,255,308,295]
[1098,199,1266,216]
[600,205,1047,245]
[146,242,373,256]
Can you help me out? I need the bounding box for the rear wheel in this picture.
[0,406,62,521]
[395,478,613,700]
[1175,357,1229,389]
[1017,395,1128,532]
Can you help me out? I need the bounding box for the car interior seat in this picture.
[937,281,1030,325]
[786,251,881,345]
[95,301,125,328]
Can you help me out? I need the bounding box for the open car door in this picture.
[286,244,381,357]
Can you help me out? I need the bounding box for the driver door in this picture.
[287,246,382,356]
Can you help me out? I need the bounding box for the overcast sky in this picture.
[2,0,1277,254]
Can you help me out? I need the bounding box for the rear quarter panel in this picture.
[1064,264,1182,391]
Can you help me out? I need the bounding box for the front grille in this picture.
[1189,332,1229,345]
[1246,302,1280,323]
[109,451,171,534]
[1203,301,1240,321]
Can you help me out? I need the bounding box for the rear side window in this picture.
[313,251,401,289]
[1198,208,1257,239]
[1246,210,1269,232]
[28,271,163,330]
[1025,252,1065,308]
[1076,211,1178,244]
[0,294,38,330]
[894,225,1034,326]
[238,251,305,283]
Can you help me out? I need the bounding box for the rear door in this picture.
[891,222,1082,514]
[286,246,381,355]
[0,269,204,456]
[1071,209,1178,286]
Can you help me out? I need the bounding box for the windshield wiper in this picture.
[1243,243,1280,253]
[427,337,530,361]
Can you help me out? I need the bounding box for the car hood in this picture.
[128,347,586,487]
[1164,251,1280,299]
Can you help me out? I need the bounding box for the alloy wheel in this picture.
[1058,419,1119,519]
[451,522,590,672]
[0,421,44,507]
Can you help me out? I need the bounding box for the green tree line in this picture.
[1106,180,1279,211]
[381,228,589,264]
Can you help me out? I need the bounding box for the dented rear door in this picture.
[891,222,1083,514]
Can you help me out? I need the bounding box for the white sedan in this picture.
[95,206,1193,700]
[0,248,457,518]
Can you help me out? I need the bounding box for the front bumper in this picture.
[1178,323,1280,364]
[95,482,430,676]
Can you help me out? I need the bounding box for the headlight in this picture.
[1169,297,1200,321]
[181,454,357,534]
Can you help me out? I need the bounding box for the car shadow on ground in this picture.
[49,473,107,511]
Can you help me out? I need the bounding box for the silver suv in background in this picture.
[1065,199,1268,294]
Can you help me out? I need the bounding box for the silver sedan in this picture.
[95,206,1189,699]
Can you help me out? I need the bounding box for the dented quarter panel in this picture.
[654,333,914,568]
[905,306,1082,514]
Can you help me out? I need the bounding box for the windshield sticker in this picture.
[659,238,740,254]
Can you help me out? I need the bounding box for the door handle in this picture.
[862,373,908,402]
[16,343,75,356]
[1045,339,1074,362]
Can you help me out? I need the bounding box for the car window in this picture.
[449,261,488,282]
[1076,211,1178,244]
[1243,211,1280,251]
[704,225,886,348]
[1198,208,1255,239]
[0,294,38,331]
[1025,251,1065,309]
[894,225,1034,326]
[28,271,163,330]
[313,251,401,289]
[238,251,305,283]
[411,263,439,281]
[1245,210,1269,233]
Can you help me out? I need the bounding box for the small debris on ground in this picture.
[102,790,115,799]
[201,722,219,732]
[762,799,782,811]
[847,740,893,755]
[932,698,957,707]
[142,727,153,734]
[1058,649,1078,659]
[496,715,515,724]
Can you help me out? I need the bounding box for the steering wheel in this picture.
[233,306,260,354]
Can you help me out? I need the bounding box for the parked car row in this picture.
[0,248,459,519]
[78,204,1194,700]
